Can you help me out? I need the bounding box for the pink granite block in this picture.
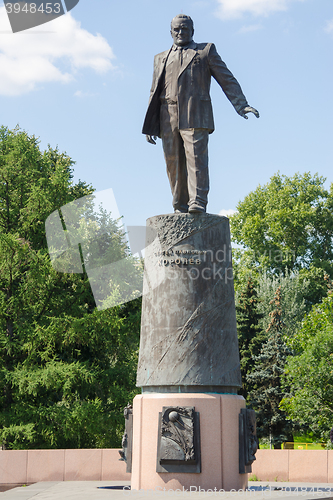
[289,450,328,483]
[220,394,247,491]
[131,394,143,489]
[131,393,247,491]
[101,449,130,480]
[27,449,65,482]
[0,450,27,484]
[328,451,333,483]
[132,393,225,490]
[64,448,102,480]
[251,450,289,482]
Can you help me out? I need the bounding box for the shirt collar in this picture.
[172,40,196,51]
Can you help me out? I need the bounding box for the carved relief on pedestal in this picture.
[157,406,201,473]
[119,404,133,473]
[239,408,258,474]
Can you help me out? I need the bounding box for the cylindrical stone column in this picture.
[136,213,241,393]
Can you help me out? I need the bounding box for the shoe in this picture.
[188,205,206,213]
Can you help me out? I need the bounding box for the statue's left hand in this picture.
[240,106,260,119]
[146,135,157,145]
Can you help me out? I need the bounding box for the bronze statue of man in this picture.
[142,14,259,213]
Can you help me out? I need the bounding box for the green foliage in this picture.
[232,171,333,446]
[236,277,265,401]
[236,270,309,402]
[230,172,333,275]
[0,126,141,449]
[1,304,141,449]
[257,269,309,337]
[281,293,333,442]
[298,265,332,309]
[0,125,91,249]
[247,287,295,448]
[248,474,260,481]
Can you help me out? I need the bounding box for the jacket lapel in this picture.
[179,43,197,77]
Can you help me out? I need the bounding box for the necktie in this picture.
[178,47,183,66]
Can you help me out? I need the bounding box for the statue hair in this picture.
[171,14,194,30]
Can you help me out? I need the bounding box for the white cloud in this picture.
[0,7,115,96]
[238,23,262,33]
[219,209,237,217]
[325,19,333,34]
[216,0,304,19]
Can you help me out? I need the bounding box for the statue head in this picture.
[170,14,194,47]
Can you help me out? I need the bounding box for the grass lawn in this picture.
[259,433,326,450]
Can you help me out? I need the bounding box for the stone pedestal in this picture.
[137,213,241,393]
[131,393,247,491]
[132,214,247,490]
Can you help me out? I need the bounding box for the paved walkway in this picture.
[1,482,333,499]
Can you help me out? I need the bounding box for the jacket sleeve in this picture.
[208,43,248,115]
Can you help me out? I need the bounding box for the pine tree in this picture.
[236,277,265,401]
[257,269,309,338]
[247,286,295,448]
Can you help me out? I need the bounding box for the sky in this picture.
[0,0,332,229]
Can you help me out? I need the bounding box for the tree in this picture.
[230,172,333,276]
[236,277,265,401]
[237,270,309,403]
[247,287,295,448]
[0,126,141,449]
[281,291,333,443]
[257,269,309,337]
[298,265,332,309]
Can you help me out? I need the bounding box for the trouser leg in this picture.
[180,128,209,212]
[160,104,189,212]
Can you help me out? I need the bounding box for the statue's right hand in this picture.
[146,135,157,145]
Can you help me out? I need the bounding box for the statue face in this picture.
[171,19,194,46]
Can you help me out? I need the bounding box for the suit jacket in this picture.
[142,41,249,138]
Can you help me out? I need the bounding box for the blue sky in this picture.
[0,0,332,228]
